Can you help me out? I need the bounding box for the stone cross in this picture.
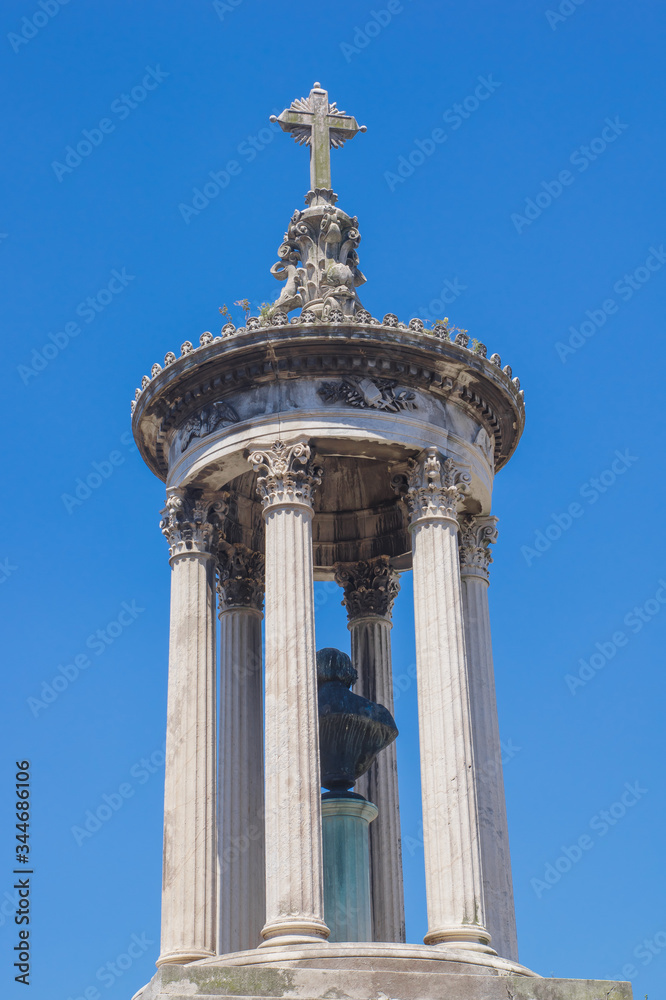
[270,82,366,192]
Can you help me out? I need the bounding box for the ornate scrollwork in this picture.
[458,514,498,581]
[217,543,265,612]
[392,448,471,524]
[334,556,400,621]
[248,440,322,511]
[159,490,228,558]
[318,376,416,413]
[178,401,239,454]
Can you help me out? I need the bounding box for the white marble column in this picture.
[394,448,493,953]
[217,542,266,955]
[459,515,518,962]
[334,557,405,943]
[157,491,225,965]
[248,441,329,946]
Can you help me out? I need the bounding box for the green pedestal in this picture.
[321,795,378,943]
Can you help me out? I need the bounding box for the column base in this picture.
[259,917,330,947]
[423,925,496,954]
[156,948,215,966]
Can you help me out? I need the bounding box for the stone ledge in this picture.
[134,963,632,1000]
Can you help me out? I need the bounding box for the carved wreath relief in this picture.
[318,376,416,413]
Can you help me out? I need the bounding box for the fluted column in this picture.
[459,515,518,962]
[217,542,266,955]
[248,441,329,946]
[334,557,405,943]
[157,491,225,965]
[393,448,493,953]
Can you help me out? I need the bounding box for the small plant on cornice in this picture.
[234,298,251,321]
[219,303,232,321]
[259,301,275,321]
[431,317,450,330]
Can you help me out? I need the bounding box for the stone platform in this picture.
[133,945,632,1000]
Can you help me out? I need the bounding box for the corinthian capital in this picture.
[160,490,228,559]
[334,556,400,621]
[392,448,471,525]
[458,514,498,581]
[248,440,322,511]
[217,544,265,612]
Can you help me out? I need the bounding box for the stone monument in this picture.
[130,84,632,1000]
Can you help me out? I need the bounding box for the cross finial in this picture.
[270,83,366,193]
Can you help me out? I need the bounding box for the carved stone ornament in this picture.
[159,490,228,558]
[474,426,494,464]
[217,543,265,612]
[178,401,240,454]
[458,514,498,581]
[334,556,400,621]
[318,376,416,413]
[269,84,368,321]
[248,440,322,511]
[270,207,366,319]
[392,448,471,525]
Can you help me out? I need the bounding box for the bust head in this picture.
[316,647,357,689]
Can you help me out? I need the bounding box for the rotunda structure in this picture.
[130,85,630,1000]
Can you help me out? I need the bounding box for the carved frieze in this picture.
[318,376,416,413]
[178,401,239,454]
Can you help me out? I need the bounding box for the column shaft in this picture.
[350,616,405,943]
[249,440,328,946]
[460,515,518,961]
[159,550,217,963]
[396,449,492,952]
[218,606,265,954]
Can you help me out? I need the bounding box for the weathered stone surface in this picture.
[396,450,491,952]
[249,442,329,947]
[459,515,518,963]
[135,961,631,1000]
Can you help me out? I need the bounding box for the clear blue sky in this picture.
[2,1,665,997]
